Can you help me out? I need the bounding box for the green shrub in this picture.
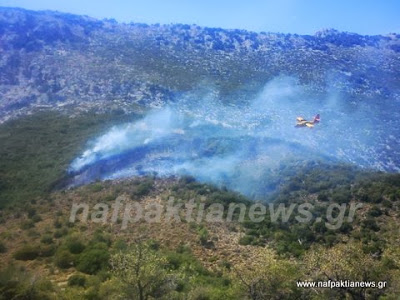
[239,235,254,246]
[31,214,42,223]
[132,179,154,197]
[27,207,36,218]
[54,228,68,238]
[53,219,62,228]
[317,193,329,202]
[66,238,86,254]
[368,206,382,217]
[0,241,6,253]
[0,266,55,300]
[68,274,86,287]
[148,240,160,251]
[39,245,56,257]
[331,190,351,204]
[324,234,337,246]
[198,227,209,245]
[20,220,35,230]
[113,239,127,251]
[362,218,380,232]
[91,230,112,247]
[40,235,54,244]
[89,183,104,193]
[77,248,110,274]
[54,249,75,269]
[14,245,39,260]
[166,249,208,277]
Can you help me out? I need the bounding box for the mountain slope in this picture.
[0,7,399,123]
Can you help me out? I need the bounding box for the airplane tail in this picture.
[313,114,320,123]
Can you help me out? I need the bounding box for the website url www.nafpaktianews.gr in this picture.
[297,280,387,289]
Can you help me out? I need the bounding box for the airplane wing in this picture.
[296,117,305,122]
[306,123,314,128]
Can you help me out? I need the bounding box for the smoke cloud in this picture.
[69,77,400,199]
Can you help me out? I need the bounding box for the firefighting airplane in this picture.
[295,114,320,128]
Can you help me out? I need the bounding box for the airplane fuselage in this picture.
[295,115,319,128]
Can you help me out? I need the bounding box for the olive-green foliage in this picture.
[131,178,155,197]
[109,241,237,299]
[233,247,302,300]
[54,249,75,269]
[0,241,6,253]
[77,246,110,274]
[0,266,54,300]
[13,245,40,261]
[54,228,68,238]
[66,237,86,254]
[0,111,140,207]
[170,176,251,214]
[238,235,256,246]
[113,239,128,251]
[88,182,104,193]
[165,245,236,296]
[68,274,87,287]
[197,226,210,246]
[20,220,35,230]
[241,163,400,256]
[304,242,390,299]
[40,244,56,257]
[40,235,54,245]
[110,241,171,300]
[166,245,207,275]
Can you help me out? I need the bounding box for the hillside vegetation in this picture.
[0,7,400,300]
[0,113,400,299]
[0,111,141,207]
[0,173,400,299]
